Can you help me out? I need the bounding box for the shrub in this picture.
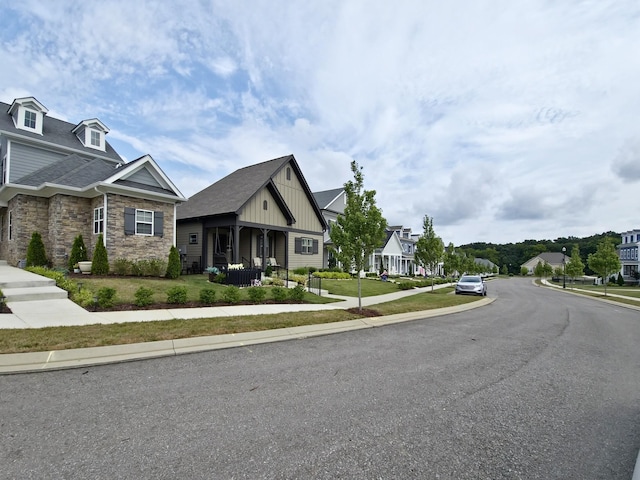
[146,258,167,277]
[166,286,188,304]
[68,235,88,270]
[166,246,182,279]
[271,286,288,302]
[265,265,273,277]
[26,232,48,267]
[130,260,145,276]
[72,288,96,308]
[222,285,241,304]
[617,272,625,286]
[289,274,307,285]
[112,258,133,276]
[91,234,109,275]
[212,273,226,284]
[397,281,416,290]
[199,288,217,305]
[293,267,308,275]
[134,286,154,307]
[271,277,285,286]
[96,287,117,308]
[289,284,306,301]
[313,271,352,279]
[247,287,267,303]
[25,266,74,292]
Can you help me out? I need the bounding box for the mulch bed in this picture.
[89,299,306,312]
[0,304,12,314]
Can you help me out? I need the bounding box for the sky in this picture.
[1,1,639,246]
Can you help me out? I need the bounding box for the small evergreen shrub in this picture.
[617,272,625,286]
[91,234,109,275]
[265,265,273,277]
[166,246,181,279]
[289,284,306,301]
[166,286,188,304]
[68,235,88,270]
[199,288,217,305]
[271,286,288,302]
[112,258,133,276]
[247,287,267,303]
[26,232,48,267]
[134,286,154,307]
[222,285,241,304]
[212,273,226,284]
[72,288,96,308]
[96,287,117,308]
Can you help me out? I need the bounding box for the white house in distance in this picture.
[618,229,639,281]
[521,252,569,275]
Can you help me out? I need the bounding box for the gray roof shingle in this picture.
[0,101,123,163]
[16,154,117,187]
[313,187,344,209]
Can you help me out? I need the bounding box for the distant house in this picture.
[176,155,327,272]
[521,252,569,275]
[369,226,419,276]
[312,187,345,269]
[0,96,186,267]
[618,229,639,281]
[475,257,497,273]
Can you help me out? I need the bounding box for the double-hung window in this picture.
[90,130,101,147]
[136,209,153,235]
[301,237,313,254]
[94,207,104,234]
[24,110,36,129]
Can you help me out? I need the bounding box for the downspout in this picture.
[94,187,107,247]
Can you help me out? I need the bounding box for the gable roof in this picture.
[522,252,568,267]
[313,188,344,210]
[177,155,326,228]
[0,100,122,162]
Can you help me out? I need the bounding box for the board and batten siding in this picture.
[239,187,288,226]
[287,233,323,270]
[272,163,324,233]
[8,142,66,182]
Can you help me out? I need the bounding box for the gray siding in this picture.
[9,142,66,182]
[127,167,162,188]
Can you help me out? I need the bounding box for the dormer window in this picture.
[24,110,37,129]
[7,97,48,135]
[72,118,109,152]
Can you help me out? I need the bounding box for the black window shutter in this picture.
[154,211,164,237]
[313,239,319,254]
[124,207,135,235]
[294,237,302,254]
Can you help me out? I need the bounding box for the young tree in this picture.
[415,215,444,291]
[443,242,460,278]
[565,245,584,286]
[68,234,88,270]
[329,161,387,311]
[587,238,621,296]
[533,260,544,279]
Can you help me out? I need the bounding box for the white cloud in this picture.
[1,0,640,245]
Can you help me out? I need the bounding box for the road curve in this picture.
[1,277,639,479]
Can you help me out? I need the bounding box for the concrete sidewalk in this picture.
[0,262,494,373]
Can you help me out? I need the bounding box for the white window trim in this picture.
[135,209,153,236]
[94,207,104,234]
[8,211,12,241]
[301,237,313,254]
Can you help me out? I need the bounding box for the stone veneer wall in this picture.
[104,194,174,262]
[4,195,50,266]
[48,194,92,267]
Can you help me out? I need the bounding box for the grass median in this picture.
[0,286,481,354]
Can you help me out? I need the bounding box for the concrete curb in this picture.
[0,297,495,374]
[539,279,640,312]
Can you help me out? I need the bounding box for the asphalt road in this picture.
[1,277,640,479]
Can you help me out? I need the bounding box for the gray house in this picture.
[176,155,327,272]
[0,96,186,267]
[312,187,345,269]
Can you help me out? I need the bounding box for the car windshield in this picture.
[460,276,481,283]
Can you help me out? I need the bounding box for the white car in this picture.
[455,275,487,296]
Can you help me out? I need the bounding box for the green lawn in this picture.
[321,277,414,296]
[0,281,483,354]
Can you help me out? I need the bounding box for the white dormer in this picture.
[7,97,49,135]
[72,118,110,152]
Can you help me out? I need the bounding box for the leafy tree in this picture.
[415,215,444,290]
[443,242,460,278]
[68,234,88,270]
[520,266,529,276]
[501,264,508,275]
[587,238,621,296]
[329,160,387,311]
[565,245,584,286]
[533,260,544,279]
[165,245,181,279]
[26,232,48,267]
[91,234,109,275]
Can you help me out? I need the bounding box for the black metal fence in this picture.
[225,268,262,287]
[308,273,322,296]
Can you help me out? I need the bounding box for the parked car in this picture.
[455,275,487,296]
